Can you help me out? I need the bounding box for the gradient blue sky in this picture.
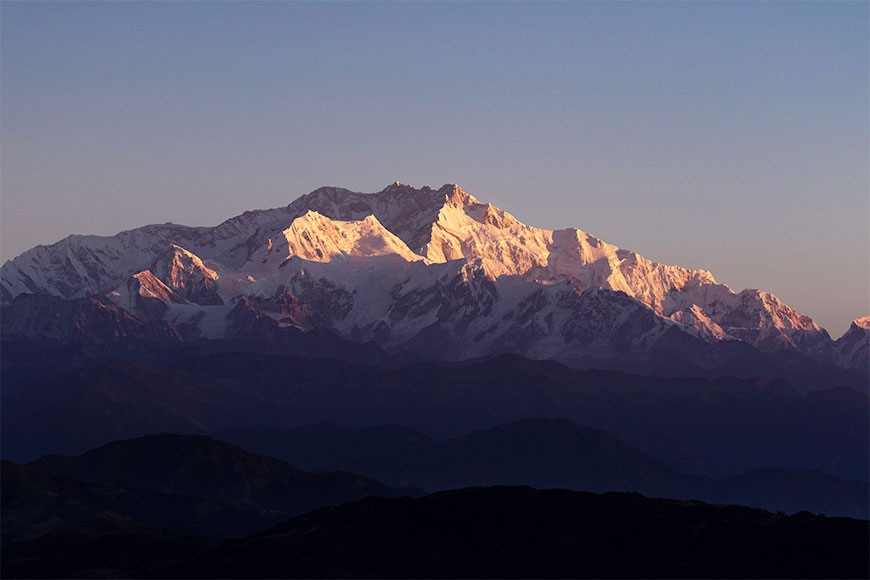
[1,1,867,336]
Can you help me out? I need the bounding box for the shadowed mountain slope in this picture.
[218,419,698,494]
[215,418,869,519]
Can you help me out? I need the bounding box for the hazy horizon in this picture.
[1,2,867,336]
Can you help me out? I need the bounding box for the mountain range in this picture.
[214,418,869,519]
[3,352,867,481]
[2,181,868,579]
[2,182,867,379]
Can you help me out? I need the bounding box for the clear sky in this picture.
[1,1,867,336]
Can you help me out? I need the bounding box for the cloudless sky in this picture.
[1,1,867,336]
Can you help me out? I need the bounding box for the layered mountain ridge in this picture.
[2,182,866,372]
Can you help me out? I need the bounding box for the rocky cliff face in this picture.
[834,317,870,370]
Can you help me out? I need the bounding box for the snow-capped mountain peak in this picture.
[150,245,222,305]
[833,317,870,369]
[245,211,424,268]
[2,182,864,370]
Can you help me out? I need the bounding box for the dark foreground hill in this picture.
[0,460,284,543]
[3,486,867,579]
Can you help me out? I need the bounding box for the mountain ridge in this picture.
[1,182,865,372]
[4,350,867,480]
[214,418,869,519]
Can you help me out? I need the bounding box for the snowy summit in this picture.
[1,182,864,370]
